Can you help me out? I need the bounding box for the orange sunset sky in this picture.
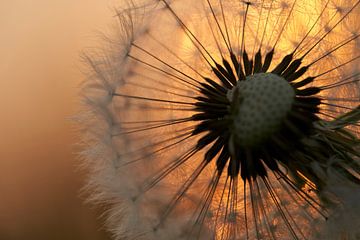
[0,1,118,239]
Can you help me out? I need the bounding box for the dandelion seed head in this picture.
[80,0,360,239]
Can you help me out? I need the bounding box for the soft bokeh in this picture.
[0,1,116,239]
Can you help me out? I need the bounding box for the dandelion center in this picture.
[228,73,295,147]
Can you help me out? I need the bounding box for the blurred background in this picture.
[0,1,116,239]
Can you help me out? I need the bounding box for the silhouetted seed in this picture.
[282,58,303,78]
[292,77,315,88]
[272,53,293,74]
[287,66,309,82]
[262,48,274,72]
[222,58,237,84]
[242,50,253,76]
[212,67,233,88]
[253,50,263,73]
[296,87,321,96]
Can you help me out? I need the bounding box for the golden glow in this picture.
[0,1,113,239]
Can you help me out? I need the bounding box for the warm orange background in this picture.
[0,1,116,239]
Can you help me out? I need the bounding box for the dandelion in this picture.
[80,0,360,239]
